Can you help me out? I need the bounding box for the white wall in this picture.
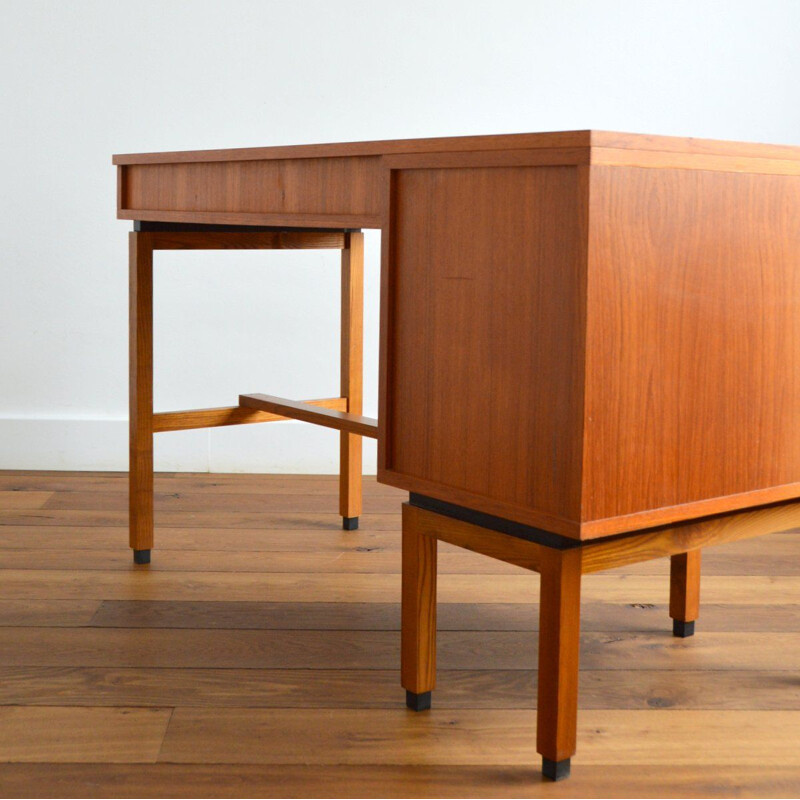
[2,0,799,472]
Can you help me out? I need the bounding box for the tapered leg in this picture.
[670,550,701,637]
[537,547,582,781]
[401,503,437,710]
[339,231,364,530]
[129,232,154,564]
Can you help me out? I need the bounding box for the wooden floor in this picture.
[1,472,800,798]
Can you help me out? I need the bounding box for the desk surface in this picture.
[113,130,800,230]
[115,131,800,540]
[113,129,800,166]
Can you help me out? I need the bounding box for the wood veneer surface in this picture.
[2,471,800,797]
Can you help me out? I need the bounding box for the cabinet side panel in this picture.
[381,165,585,532]
[583,166,800,531]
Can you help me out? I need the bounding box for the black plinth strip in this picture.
[408,493,580,550]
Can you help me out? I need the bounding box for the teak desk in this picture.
[113,131,800,780]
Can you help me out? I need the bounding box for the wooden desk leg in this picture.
[339,231,364,530]
[537,547,582,781]
[401,503,437,711]
[670,550,701,637]
[129,232,154,565]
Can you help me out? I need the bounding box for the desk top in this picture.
[113,129,800,166]
[113,130,800,230]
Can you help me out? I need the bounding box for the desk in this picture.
[113,131,800,780]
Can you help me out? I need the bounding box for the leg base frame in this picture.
[673,619,695,638]
[342,516,359,530]
[133,549,151,565]
[542,757,571,781]
[405,690,432,711]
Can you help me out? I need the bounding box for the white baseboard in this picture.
[0,417,378,473]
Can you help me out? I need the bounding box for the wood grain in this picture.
[158,708,800,766]
[0,508,403,530]
[0,599,101,626]
[0,491,53,510]
[0,706,170,762]
[239,394,378,438]
[591,130,800,161]
[0,527,406,553]
[591,146,800,176]
[405,503,542,571]
[379,164,585,537]
[5,763,800,799]
[2,471,800,795]
[78,600,800,633]
[3,568,800,604]
[401,503,437,694]
[128,232,154,551]
[4,666,800,711]
[9,627,800,670]
[40,490,396,514]
[152,398,347,433]
[120,157,382,229]
[670,551,701,624]
[378,154,800,539]
[0,547,525,574]
[113,131,595,165]
[581,166,800,536]
[536,547,582,762]
[112,129,800,166]
[145,230,345,250]
[4,524,800,572]
[339,232,364,520]
[119,208,377,230]
[580,502,800,573]
[0,471,402,494]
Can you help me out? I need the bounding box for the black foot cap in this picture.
[673,619,695,638]
[342,516,359,530]
[406,690,432,711]
[133,549,151,565]
[542,758,571,781]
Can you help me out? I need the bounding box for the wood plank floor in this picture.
[1,471,800,798]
